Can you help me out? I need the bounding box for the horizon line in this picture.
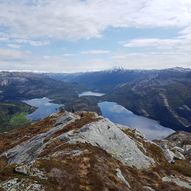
[0,66,190,74]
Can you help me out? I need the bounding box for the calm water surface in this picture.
[23,97,62,120]
[79,91,105,97]
[98,101,175,140]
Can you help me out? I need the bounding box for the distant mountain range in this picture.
[48,67,191,132]
[0,72,83,131]
[0,71,81,103]
[47,67,191,91]
[0,67,191,132]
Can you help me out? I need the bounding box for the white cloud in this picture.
[0,48,30,60]
[0,0,191,40]
[123,35,191,55]
[0,0,191,72]
[62,53,75,57]
[14,39,50,47]
[123,38,182,48]
[179,26,191,40]
[0,32,49,47]
[111,52,191,70]
[0,54,111,73]
[81,50,110,55]
[0,49,190,73]
[7,44,21,49]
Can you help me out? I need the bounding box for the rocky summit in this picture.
[0,111,191,191]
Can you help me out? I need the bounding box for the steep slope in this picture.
[48,68,191,92]
[47,69,150,92]
[0,72,81,103]
[0,111,191,191]
[48,68,191,132]
[108,70,191,132]
[0,72,83,132]
[0,102,34,132]
[156,131,191,162]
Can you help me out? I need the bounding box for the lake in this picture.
[98,101,175,140]
[79,91,105,97]
[23,97,62,121]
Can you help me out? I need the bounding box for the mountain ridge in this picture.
[0,68,191,133]
[0,111,191,191]
[47,68,191,132]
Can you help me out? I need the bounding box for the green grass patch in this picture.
[0,101,35,132]
[9,112,30,127]
[0,103,17,107]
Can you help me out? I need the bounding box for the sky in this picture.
[0,0,191,73]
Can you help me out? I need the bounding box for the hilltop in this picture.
[0,111,190,191]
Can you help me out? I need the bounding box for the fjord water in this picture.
[98,101,175,140]
[23,97,62,120]
[79,91,105,97]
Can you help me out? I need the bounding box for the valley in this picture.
[0,68,191,135]
[1,1,191,190]
[52,68,191,132]
[98,101,174,140]
[0,102,35,132]
[23,97,62,121]
[0,69,191,191]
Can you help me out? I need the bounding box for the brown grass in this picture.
[0,112,191,191]
[0,112,63,154]
[35,143,131,191]
[170,160,191,177]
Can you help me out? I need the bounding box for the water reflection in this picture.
[98,101,175,140]
[79,91,105,97]
[23,97,62,120]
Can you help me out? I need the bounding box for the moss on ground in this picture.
[9,112,30,127]
[0,102,34,132]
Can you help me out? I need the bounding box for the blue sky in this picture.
[0,0,191,72]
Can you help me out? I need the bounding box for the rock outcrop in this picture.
[3,112,79,164]
[59,118,154,169]
[155,131,191,163]
[0,111,191,191]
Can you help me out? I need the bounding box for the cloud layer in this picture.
[0,0,191,40]
[0,0,191,72]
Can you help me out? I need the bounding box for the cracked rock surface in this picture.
[0,111,191,191]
